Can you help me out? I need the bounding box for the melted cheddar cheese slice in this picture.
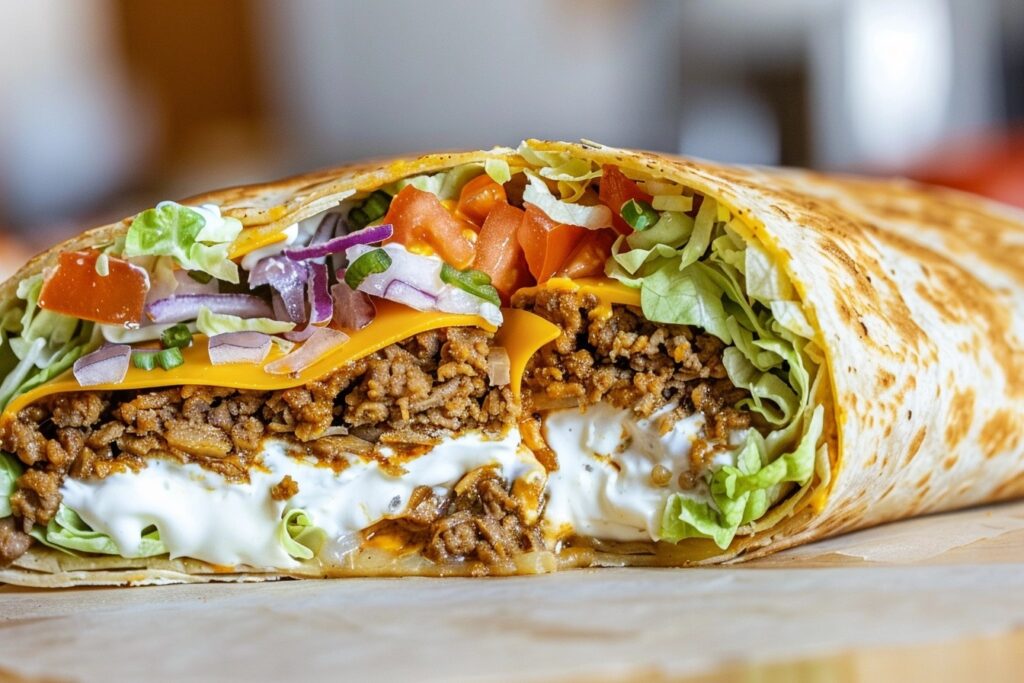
[0,278,642,424]
[0,301,561,424]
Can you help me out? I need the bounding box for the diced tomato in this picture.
[473,202,531,303]
[599,164,653,235]
[555,228,617,279]
[457,174,506,225]
[383,185,477,268]
[38,250,148,325]
[517,204,587,284]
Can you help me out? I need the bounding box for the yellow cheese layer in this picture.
[0,278,640,423]
[0,301,559,424]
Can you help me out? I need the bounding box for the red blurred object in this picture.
[0,235,32,282]
[909,130,1024,208]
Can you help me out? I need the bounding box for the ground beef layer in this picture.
[0,327,515,564]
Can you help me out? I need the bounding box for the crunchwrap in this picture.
[0,140,1022,587]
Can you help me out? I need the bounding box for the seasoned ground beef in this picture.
[270,475,299,501]
[513,287,754,481]
[0,327,514,565]
[373,467,546,573]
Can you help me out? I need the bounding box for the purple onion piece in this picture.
[146,294,274,324]
[310,213,342,248]
[173,270,219,296]
[265,327,350,376]
[283,324,320,343]
[208,332,272,365]
[331,281,375,331]
[73,345,131,387]
[283,223,394,262]
[308,262,333,325]
[383,280,437,311]
[249,256,308,323]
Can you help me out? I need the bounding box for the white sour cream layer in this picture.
[61,430,538,569]
[541,402,710,542]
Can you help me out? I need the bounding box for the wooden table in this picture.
[2,502,1023,682]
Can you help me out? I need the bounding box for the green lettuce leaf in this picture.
[28,505,166,557]
[196,307,295,336]
[640,262,731,343]
[278,509,327,560]
[484,158,512,185]
[662,405,825,549]
[660,495,735,549]
[523,174,612,229]
[391,164,484,200]
[1,452,22,518]
[625,211,694,252]
[123,202,242,284]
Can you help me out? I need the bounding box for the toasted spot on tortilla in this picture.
[904,427,927,464]
[979,409,1021,459]
[944,388,975,448]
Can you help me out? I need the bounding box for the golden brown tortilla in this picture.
[3,140,1023,587]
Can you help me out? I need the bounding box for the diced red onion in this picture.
[146,294,274,324]
[248,256,308,323]
[271,291,290,322]
[284,223,394,261]
[265,327,349,376]
[208,332,272,365]
[486,347,511,387]
[307,262,333,325]
[384,280,437,311]
[173,270,219,296]
[73,345,131,387]
[283,323,320,342]
[436,287,503,327]
[347,243,444,300]
[330,282,376,331]
[309,213,341,248]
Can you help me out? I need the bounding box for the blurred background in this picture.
[1,0,1023,277]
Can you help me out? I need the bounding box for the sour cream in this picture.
[541,402,711,542]
[60,429,541,569]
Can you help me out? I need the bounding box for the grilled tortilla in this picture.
[1,140,1022,587]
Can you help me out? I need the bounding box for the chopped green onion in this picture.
[440,264,501,306]
[132,351,157,371]
[348,190,393,229]
[344,249,392,289]
[621,199,659,231]
[160,323,193,349]
[132,347,185,371]
[187,270,213,284]
[156,347,184,371]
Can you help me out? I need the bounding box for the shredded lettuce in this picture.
[484,158,512,185]
[523,174,612,229]
[28,505,166,557]
[391,164,484,201]
[278,508,327,560]
[517,142,602,201]
[196,307,295,336]
[1,452,22,518]
[640,263,731,343]
[123,202,243,284]
[652,195,694,213]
